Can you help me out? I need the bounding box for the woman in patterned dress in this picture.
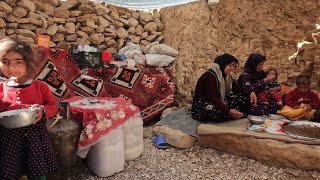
[191,53,256,122]
[238,53,280,115]
[0,36,58,180]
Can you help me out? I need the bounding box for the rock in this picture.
[52,33,64,42]
[152,125,197,148]
[65,34,77,41]
[128,17,139,27]
[16,18,30,24]
[42,0,59,7]
[18,23,37,30]
[198,132,320,171]
[0,12,6,19]
[54,7,70,19]
[76,31,88,39]
[46,23,58,35]
[30,18,43,26]
[16,28,36,38]
[65,22,76,34]
[86,19,98,28]
[98,16,110,27]
[115,27,128,39]
[57,24,66,33]
[139,12,153,24]
[144,22,157,33]
[94,4,110,15]
[17,0,36,12]
[44,3,55,16]
[0,18,6,28]
[11,7,28,18]
[53,17,66,24]
[0,2,13,14]
[89,33,105,44]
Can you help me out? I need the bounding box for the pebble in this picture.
[74,127,320,180]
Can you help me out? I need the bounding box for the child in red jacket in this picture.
[0,36,58,180]
[278,74,320,121]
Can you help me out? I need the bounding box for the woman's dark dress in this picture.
[191,69,249,122]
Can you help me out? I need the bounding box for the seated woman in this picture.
[191,53,253,123]
[238,53,280,116]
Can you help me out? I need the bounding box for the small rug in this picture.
[156,108,202,137]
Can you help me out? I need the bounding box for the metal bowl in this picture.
[248,115,266,125]
[0,108,36,129]
[268,114,284,120]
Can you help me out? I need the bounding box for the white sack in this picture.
[146,54,175,67]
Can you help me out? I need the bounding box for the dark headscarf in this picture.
[213,53,238,78]
[243,53,267,79]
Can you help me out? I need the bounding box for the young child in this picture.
[0,37,58,179]
[257,68,283,107]
[277,74,320,121]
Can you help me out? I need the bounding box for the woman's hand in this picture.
[250,92,257,106]
[30,104,44,123]
[228,109,243,119]
[264,74,275,83]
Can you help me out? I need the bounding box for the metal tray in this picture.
[282,121,320,141]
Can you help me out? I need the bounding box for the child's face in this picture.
[0,52,27,80]
[297,84,310,93]
[268,70,276,78]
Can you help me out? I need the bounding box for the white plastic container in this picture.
[86,127,125,177]
[123,114,144,161]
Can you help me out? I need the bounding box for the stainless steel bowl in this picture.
[0,108,36,129]
[268,114,284,120]
[248,115,266,125]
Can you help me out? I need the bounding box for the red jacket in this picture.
[0,80,58,118]
[285,88,320,109]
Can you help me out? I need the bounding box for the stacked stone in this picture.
[0,0,164,54]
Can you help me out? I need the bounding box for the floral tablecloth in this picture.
[246,119,291,135]
[64,96,141,158]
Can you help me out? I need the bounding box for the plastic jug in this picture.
[123,114,144,161]
[86,127,125,177]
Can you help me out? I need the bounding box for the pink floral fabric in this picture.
[64,96,141,157]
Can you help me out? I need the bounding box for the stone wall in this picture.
[1,0,320,106]
[160,0,320,105]
[0,0,164,54]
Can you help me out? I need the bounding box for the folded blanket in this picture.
[277,105,316,121]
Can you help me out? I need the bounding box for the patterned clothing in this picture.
[191,69,249,122]
[285,88,320,109]
[0,80,58,179]
[257,80,282,103]
[258,91,282,103]
[238,72,280,115]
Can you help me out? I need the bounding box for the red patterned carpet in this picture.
[29,47,174,122]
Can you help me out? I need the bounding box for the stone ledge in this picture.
[198,132,320,171]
